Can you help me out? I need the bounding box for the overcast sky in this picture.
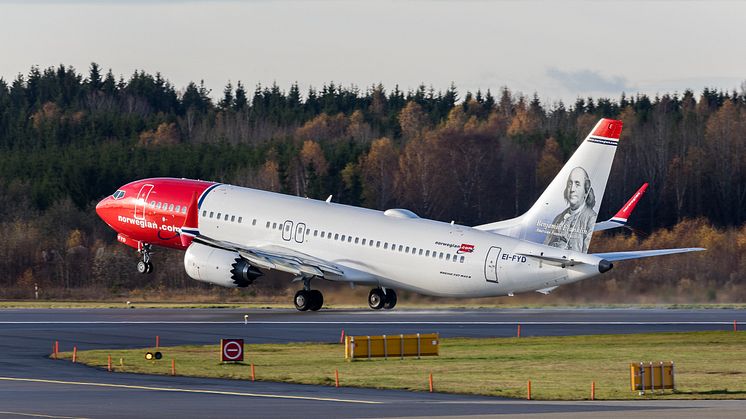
[1,0,745,104]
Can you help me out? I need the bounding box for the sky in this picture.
[1,0,745,105]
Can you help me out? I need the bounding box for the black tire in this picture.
[368,288,385,310]
[308,290,323,311]
[294,290,311,311]
[383,289,397,310]
[137,261,148,274]
[145,262,153,274]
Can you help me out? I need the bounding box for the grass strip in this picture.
[57,331,746,400]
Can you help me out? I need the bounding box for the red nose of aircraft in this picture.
[95,193,117,227]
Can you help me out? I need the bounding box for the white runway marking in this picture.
[0,321,736,325]
[0,412,89,419]
[0,377,380,405]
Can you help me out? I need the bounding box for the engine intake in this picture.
[184,242,262,288]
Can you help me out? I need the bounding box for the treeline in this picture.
[1,63,745,299]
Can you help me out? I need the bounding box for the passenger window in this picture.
[168,204,174,211]
[285,224,290,231]
[439,253,444,259]
[238,217,242,223]
[150,201,155,207]
[426,250,430,257]
[361,238,366,245]
[266,221,271,228]
[314,230,318,237]
[202,210,206,217]
[335,234,339,240]
[383,243,388,249]
[376,241,381,248]
[355,237,359,244]
[252,219,256,225]
[231,215,236,222]
[157,202,162,209]
[405,246,410,253]
[446,254,451,261]
[460,256,465,263]
[175,205,180,213]
[419,249,423,256]
[182,207,187,214]
[341,235,346,241]
[217,213,222,219]
[398,245,403,252]
[320,231,325,238]
[348,236,352,243]
[272,222,277,229]
[209,211,214,218]
[223,214,227,221]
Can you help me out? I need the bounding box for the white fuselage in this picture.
[196,184,604,298]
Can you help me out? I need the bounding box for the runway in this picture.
[0,308,744,418]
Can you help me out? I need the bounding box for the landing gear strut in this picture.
[137,243,153,274]
[368,288,397,310]
[294,277,323,311]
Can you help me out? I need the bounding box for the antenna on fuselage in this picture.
[326,195,333,203]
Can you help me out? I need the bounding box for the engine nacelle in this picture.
[184,242,262,288]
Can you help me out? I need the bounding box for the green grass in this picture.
[58,331,746,400]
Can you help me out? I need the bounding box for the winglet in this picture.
[594,183,648,232]
[612,182,648,223]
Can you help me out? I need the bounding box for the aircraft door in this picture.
[484,246,501,283]
[282,220,293,241]
[295,223,306,243]
[134,184,154,220]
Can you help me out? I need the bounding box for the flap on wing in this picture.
[194,235,344,278]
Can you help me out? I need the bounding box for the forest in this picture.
[1,63,744,303]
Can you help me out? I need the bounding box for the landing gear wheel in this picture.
[137,244,153,274]
[383,289,397,310]
[294,290,311,311]
[308,290,324,311]
[368,288,386,310]
[137,261,148,274]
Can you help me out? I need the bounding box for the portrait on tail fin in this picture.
[543,166,597,252]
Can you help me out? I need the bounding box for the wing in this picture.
[193,235,345,278]
[592,247,705,262]
[594,183,648,232]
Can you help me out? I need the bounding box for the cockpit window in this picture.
[112,190,125,200]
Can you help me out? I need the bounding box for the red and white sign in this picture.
[221,339,244,362]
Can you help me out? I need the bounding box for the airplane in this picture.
[95,118,703,311]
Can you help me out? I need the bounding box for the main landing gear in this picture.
[368,288,397,310]
[294,277,323,311]
[136,243,153,274]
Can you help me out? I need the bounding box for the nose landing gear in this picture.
[136,243,153,274]
[368,288,397,310]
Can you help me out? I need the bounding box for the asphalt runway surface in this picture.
[1,307,745,418]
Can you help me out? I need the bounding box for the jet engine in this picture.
[184,242,262,288]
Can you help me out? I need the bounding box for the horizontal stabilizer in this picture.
[517,253,585,267]
[592,247,705,262]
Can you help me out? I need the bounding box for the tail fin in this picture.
[474,118,623,253]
